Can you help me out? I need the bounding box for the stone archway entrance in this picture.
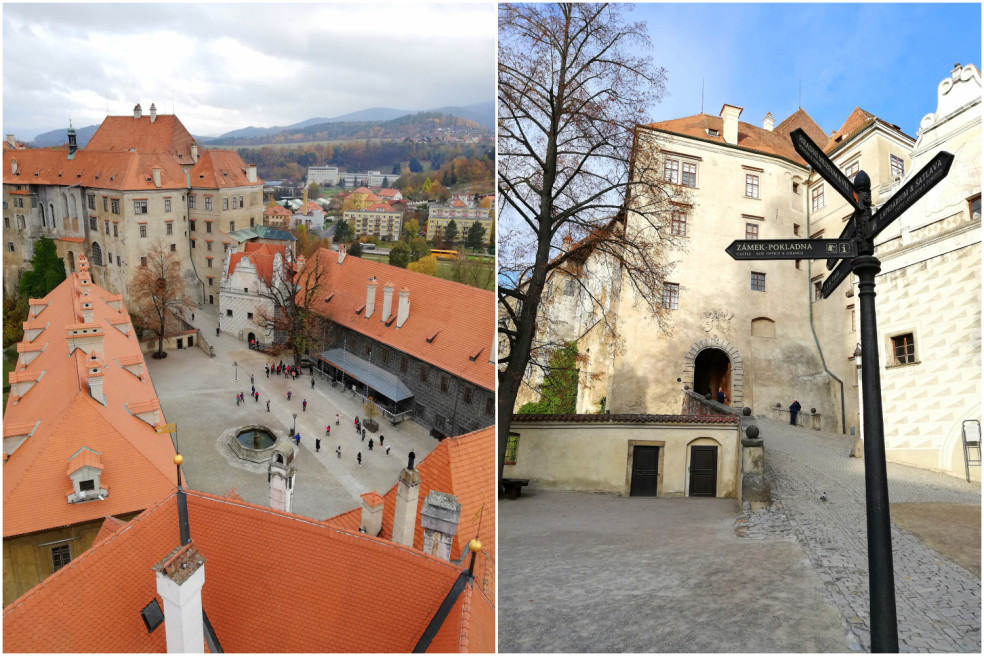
[682,338,744,407]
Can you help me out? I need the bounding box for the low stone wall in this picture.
[771,406,823,430]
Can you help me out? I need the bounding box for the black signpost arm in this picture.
[851,171,899,653]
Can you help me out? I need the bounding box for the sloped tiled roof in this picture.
[823,107,877,154]
[188,150,263,189]
[264,204,292,216]
[304,248,494,390]
[84,114,195,160]
[511,413,739,424]
[773,107,829,147]
[362,202,397,212]
[228,242,285,285]
[329,428,497,601]
[3,266,177,538]
[2,488,479,652]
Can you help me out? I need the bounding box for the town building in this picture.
[218,241,291,344]
[2,104,264,309]
[340,170,397,189]
[377,187,404,202]
[304,246,495,437]
[344,201,404,240]
[1,427,495,652]
[306,165,339,186]
[523,64,980,481]
[427,194,492,243]
[3,254,177,605]
[262,202,292,228]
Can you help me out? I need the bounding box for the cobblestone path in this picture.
[739,418,981,653]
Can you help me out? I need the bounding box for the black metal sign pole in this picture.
[851,171,898,653]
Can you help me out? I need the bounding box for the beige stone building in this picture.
[2,104,263,308]
[427,195,492,243]
[344,201,404,240]
[524,64,981,480]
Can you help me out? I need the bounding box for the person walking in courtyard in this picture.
[316,438,321,453]
[266,364,270,378]
[336,413,340,426]
[235,394,240,406]
[287,389,292,401]
[266,400,270,412]
[379,435,384,447]
[311,377,315,389]
[250,373,254,385]
[362,428,366,441]
[251,384,255,395]
[368,438,373,451]
[295,432,301,446]
[254,391,259,403]
[216,326,220,337]
[336,445,341,458]
[303,399,307,412]
[789,399,802,426]
[357,451,362,466]
[385,445,390,456]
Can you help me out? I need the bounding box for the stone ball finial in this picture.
[745,425,760,440]
[742,407,752,416]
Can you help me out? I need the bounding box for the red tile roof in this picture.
[330,428,497,602]
[823,107,877,153]
[227,242,286,285]
[644,108,828,167]
[3,266,177,538]
[363,202,396,212]
[2,487,483,652]
[264,204,291,216]
[304,248,494,390]
[189,150,263,189]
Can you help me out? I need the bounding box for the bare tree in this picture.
[255,249,333,368]
[130,240,187,359]
[497,3,683,483]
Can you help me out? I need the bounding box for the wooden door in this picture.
[689,445,718,497]
[630,446,659,496]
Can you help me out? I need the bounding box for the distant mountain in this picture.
[28,125,100,149]
[22,100,494,148]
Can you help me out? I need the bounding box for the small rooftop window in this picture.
[706,128,720,137]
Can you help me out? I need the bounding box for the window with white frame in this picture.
[134,200,148,214]
[844,159,859,179]
[811,184,824,211]
[745,223,759,239]
[681,162,697,187]
[890,154,904,178]
[745,174,759,198]
[139,224,147,238]
[661,282,679,310]
[664,159,679,184]
[671,210,687,236]
[164,198,171,212]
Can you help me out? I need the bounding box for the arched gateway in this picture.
[682,337,743,407]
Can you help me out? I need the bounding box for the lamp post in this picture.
[291,412,297,437]
[233,361,239,382]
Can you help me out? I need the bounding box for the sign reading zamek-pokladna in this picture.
[726,239,857,260]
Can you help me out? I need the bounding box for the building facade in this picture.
[426,195,492,243]
[344,202,404,240]
[307,165,339,186]
[218,242,289,344]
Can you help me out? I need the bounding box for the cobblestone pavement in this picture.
[741,418,981,653]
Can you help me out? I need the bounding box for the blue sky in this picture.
[637,3,981,138]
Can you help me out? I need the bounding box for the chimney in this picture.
[150,103,157,123]
[392,451,420,547]
[338,243,347,264]
[720,104,743,145]
[365,277,378,319]
[421,491,461,561]
[359,491,385,537]
[80,300,94,324]
[396,287,410,329]
[152,167,162,188]
[10,159,17,175]
[246,164,257,183]
[153,543,206,654]
[763,112,774,132]
[190,142,198,163]
[87,352,105,405]
[134,103,142,119]
[381,282,394,322]
[5,134,14,148]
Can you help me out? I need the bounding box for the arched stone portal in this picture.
[682,338,743,407]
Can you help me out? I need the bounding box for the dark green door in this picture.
[689,445,717,497]
[630,446,659,496]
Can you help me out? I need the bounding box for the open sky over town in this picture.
[2,2,495,141]
[641,2,981,137]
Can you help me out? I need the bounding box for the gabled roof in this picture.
[773,108,829,147]
[188,149,263,189]
[84,114,196,161]
[3,267,177,538]
[823,107,877,153]
[326,428,495,603]
[228,242,286,285]
[2,487,485,652]
[362,202,397,212]
[264,204,292,216]
[304,248,494,390]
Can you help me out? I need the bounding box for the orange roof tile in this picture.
[228,242,285,285]
[66,446,103,474]
[644,107,828,167]
[189,150,263,189]
[3,269,177,538]
[304,248,494,391]
[2,489,474,652]
[823,107,877,153]
[264,204,291,216]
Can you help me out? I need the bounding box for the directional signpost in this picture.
[728,128,954,653]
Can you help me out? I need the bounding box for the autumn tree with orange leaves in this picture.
[130,240,188,359]
[497,3,686,484]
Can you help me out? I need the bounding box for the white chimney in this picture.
[134,103,142,119]
[720,104,743,145]
[338,243,347,264]
[87,352,105,405]
[150,103,157,123]
[152,167,161,188]
[360,491,385,537]
[396,287,410,328]
[6,134,14,148]
[153,543,206,654]
[421,491,461,561]
[190,142,198,163]
[763,112,775,132]
[80,300,94,324]
[392,451,421,547]
[10,159,17,175]
[365,277,378,319]
[381,283,395,322]
[246,165,257,183]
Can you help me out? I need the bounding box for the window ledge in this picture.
[885,360,921,369]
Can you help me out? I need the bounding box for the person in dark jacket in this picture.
[789,400,802,425]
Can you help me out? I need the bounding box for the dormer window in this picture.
[67,446,107,503]
[706,128,720,137]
